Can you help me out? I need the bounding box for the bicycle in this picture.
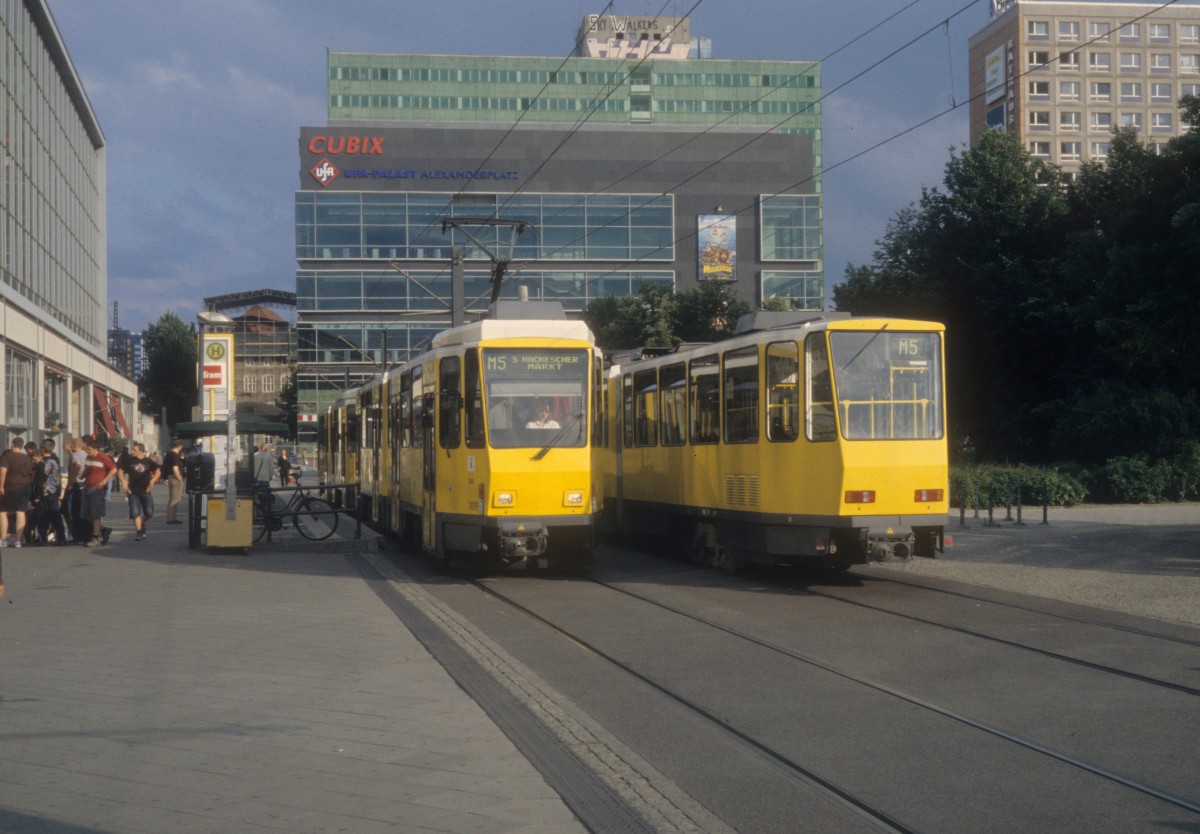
[251,483,339,543]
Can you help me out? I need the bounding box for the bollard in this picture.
[959,503,968,529]
[985,501,999,528]
[1005,492,1013,521]
[1015,484,1025,526]
[1041,486,1050,525]
[973,486,981,519]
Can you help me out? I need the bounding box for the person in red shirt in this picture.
[80,437,118,547]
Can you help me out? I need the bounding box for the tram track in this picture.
[776,571,1200,698]
[843,569,1200,649]
[469,568,1200,821]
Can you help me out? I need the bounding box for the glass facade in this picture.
[328,54,821,152]
[1,0,107,352]
[297,191,674,262]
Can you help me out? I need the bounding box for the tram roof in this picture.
[431,301,593,348]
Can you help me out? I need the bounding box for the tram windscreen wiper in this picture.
[840,323,888,371]
[530,412,583,461]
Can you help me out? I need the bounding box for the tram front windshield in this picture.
[828,330,943,440]
[482,348,589,448]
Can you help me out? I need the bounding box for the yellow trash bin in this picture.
[206,497,253,552]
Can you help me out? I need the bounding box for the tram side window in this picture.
[346,406,359,454]
[767,342,799,442]
[659,363,686,446]
[806,334,836,441]
[622,375,635,448]
[724,346,759,444]
[592,354,605,447]
[400,373,413,448]
[465,349,485,448]
[633,369,658,446]
[439,356,461,449]
[689,354,720,444]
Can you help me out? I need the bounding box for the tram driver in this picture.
[525,400,561,430]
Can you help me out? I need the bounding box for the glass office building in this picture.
[296,16,823,440]
[1,0,136,447]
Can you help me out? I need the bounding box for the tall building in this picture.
[1,0,136,447]
[969,0,1200,176]
[296,13,823,442]
[201,289,297,423]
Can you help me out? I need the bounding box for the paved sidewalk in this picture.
[871,502,1200,626]
[0,503,585,833]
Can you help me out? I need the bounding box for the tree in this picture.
[583,283,752,351]
[139,312,197,429]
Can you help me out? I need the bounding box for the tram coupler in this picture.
[498,521,548,564]
[869,534,914,564]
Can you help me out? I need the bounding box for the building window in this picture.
[1060,111,1082,131]
[1028,80,1050,98]
[1151,82,1173,102]
[4,349,34,431]
[761,271,823,311]
[1060,141,1082,161]
[1059,51,1080,71]
[1059,21,1080,40]
[1028,141,1051,159]
[760,195,821,262]
[1182,25,1200,45]
[1089,82,1112,101]
[1151,112,1174,131]
[1090,142,1111,159]
[1120,82,1142,102]
[1120,52,1142,71]
[1089,51,1111,71]
[1183,83,1200,97]
[1182,55,1199,74]
[1088,21,1111,41]
[1090,111,1113,131]
[1150,23,1171,43]
[1119,112,1143,131]
[1029,111,1051,129]
[1028,20,1050,38]
[1028,50,1051,68]
[1151,53,1172,72]
[244,375,257,394]
[262,374,275,394]
[1120,22,1141,42]
[1059,80,1081,101]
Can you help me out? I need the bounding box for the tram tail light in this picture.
[844,490,875,504]
[563,490,584,507]
[494,491,515,507]
[914,489,944,502]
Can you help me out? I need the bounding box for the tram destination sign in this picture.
[485,351,584,374]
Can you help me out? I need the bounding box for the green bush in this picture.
[1168,442,1200,501]
[950,464,1087,509]
[1091,456,1172,503]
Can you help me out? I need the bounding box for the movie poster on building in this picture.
[698,214,736,282]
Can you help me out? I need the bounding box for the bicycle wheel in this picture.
[251,497,270,543]
[294,496,338,541]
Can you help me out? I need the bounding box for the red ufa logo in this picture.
[310,158,339,187]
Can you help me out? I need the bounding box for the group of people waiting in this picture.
[0,435,189,548]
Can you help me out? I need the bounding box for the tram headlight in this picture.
[563,490,584,507]
[493,491,515,507]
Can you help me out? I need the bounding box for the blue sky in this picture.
[48,0,994,332]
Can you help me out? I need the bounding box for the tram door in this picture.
[420,391,436,553]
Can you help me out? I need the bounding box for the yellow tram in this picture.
[326,301,602,568]
[602,312,948,571]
